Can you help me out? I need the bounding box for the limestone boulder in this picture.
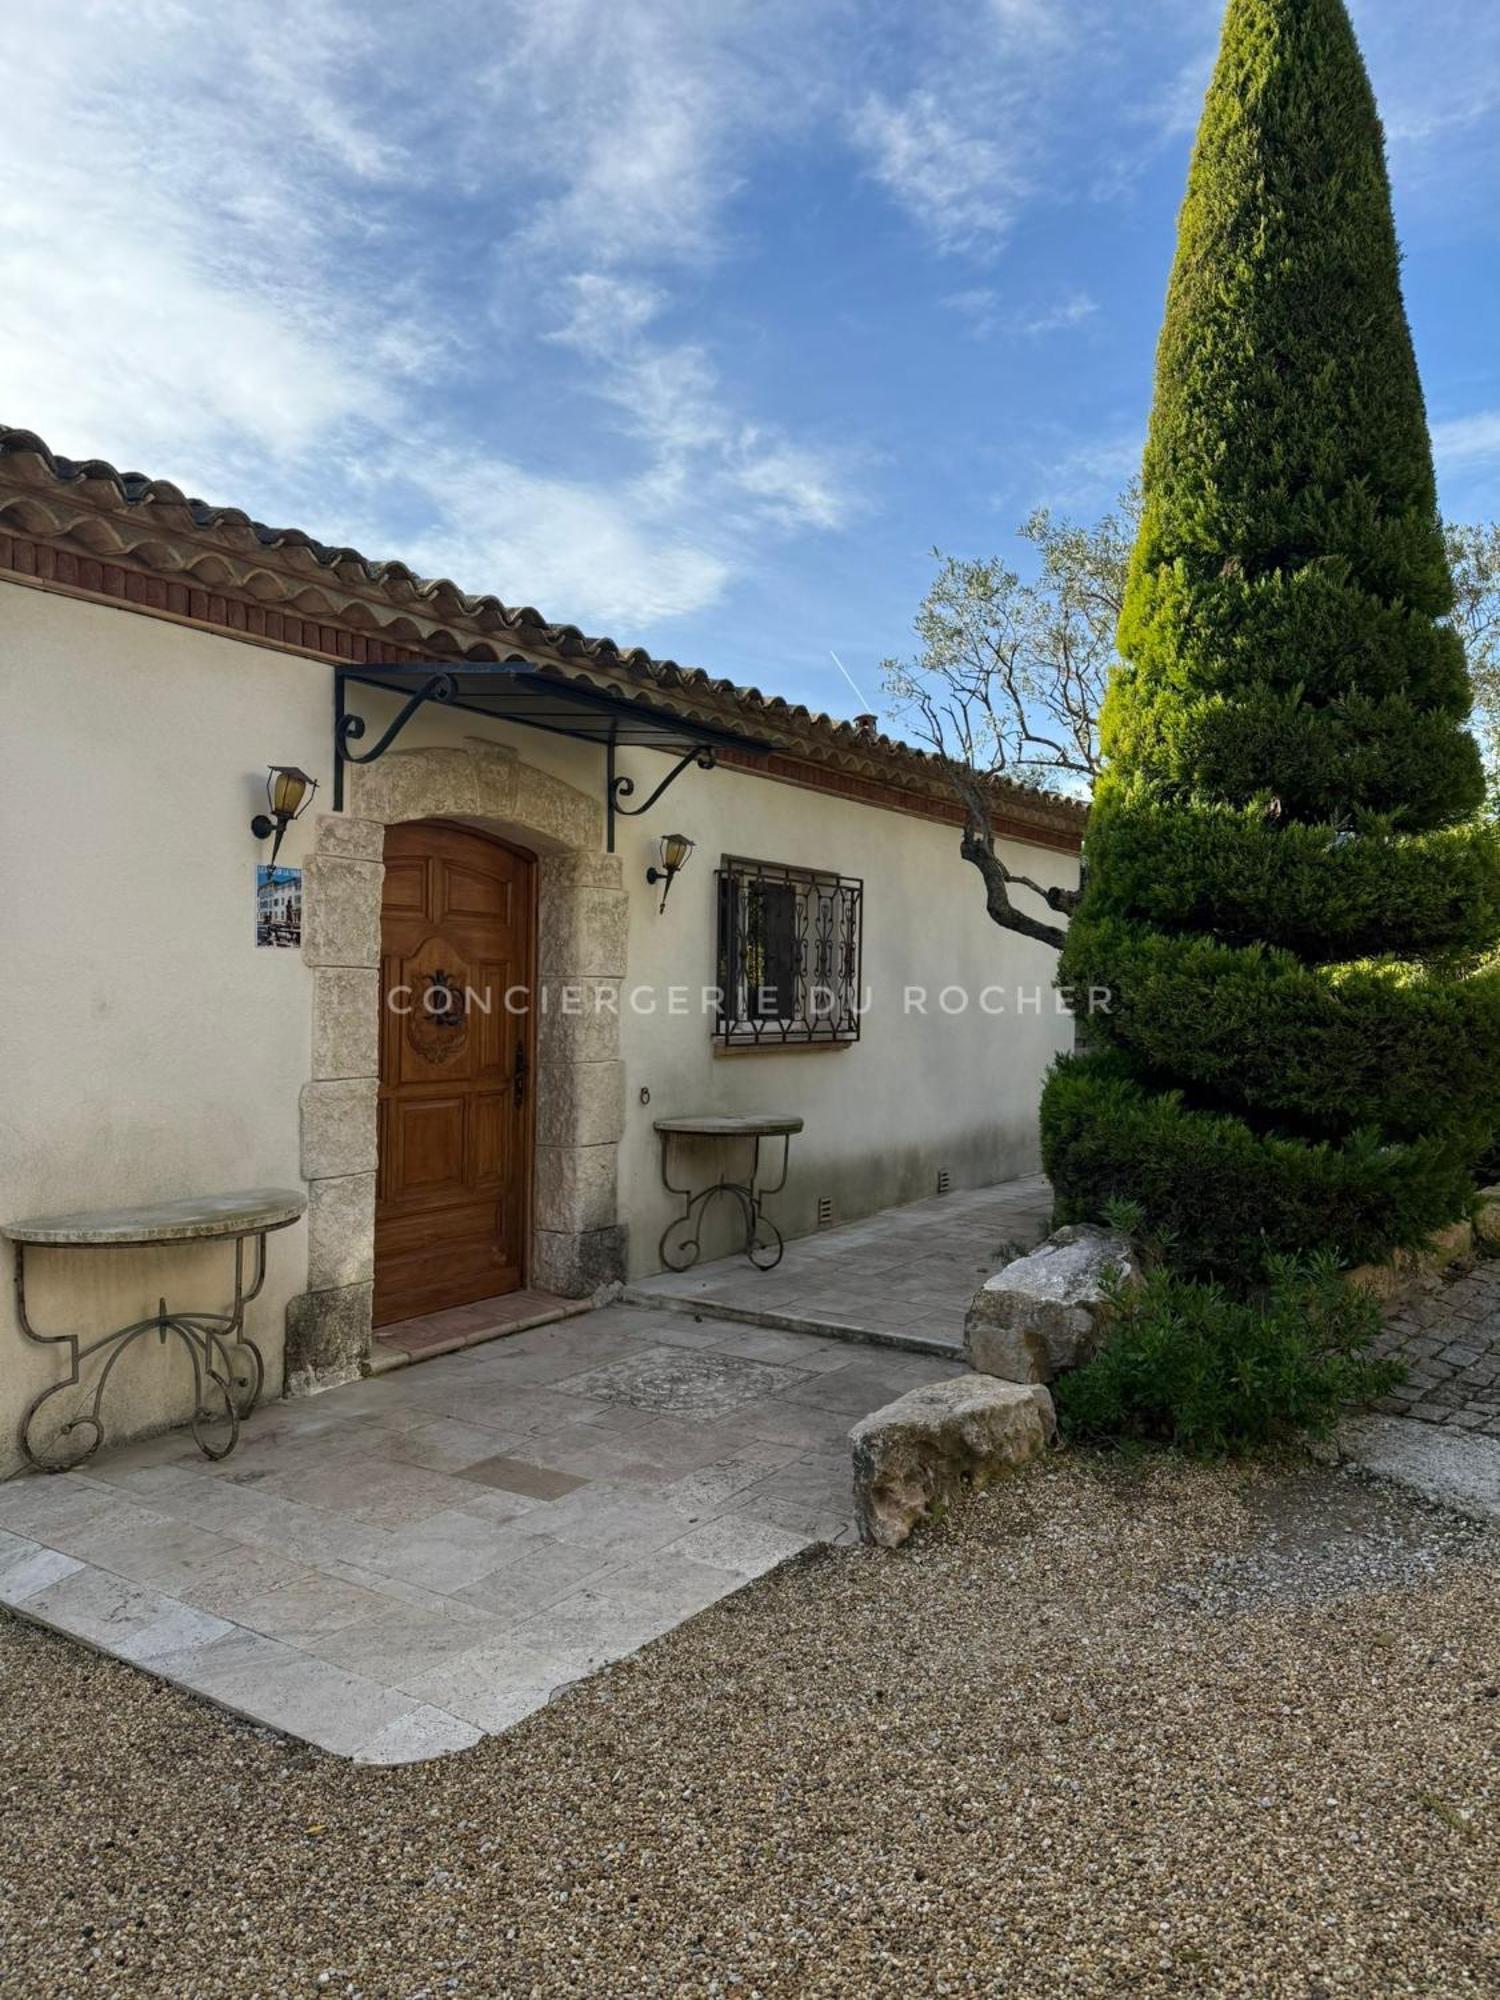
[849,1375,1053,1550]
[965,1224,1139,1386]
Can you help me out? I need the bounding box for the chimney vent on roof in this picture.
[853,713,878,736]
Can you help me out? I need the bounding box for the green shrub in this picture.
[1098,685,1486,830]
[1082,798,1500,965]
[1054,1254,1400,1455]
[1042,1052,1472,1288]
[1040,0,1494,1279]
[1060,918,1500,1146]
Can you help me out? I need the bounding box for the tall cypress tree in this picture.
[1041,0,1500,1285]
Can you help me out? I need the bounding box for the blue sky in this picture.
[5,0,1499,723]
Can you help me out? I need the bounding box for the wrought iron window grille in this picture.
[715,856,864,1049]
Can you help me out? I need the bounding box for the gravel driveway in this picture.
[1,1452,1496,1999]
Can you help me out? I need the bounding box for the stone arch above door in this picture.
[286,741,627,1394]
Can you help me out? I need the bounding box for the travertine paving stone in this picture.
[0,1301,963,1762]
[628,1177,1054,1351]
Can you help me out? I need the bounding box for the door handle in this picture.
[513,1041,529,1110]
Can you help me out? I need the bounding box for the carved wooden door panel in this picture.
[374,822,533,1325]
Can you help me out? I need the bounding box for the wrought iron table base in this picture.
[657,1129,795,1273]
[16,1233,270,1473]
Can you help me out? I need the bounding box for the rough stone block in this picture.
[350,743,514,827]
[533,1225,628,1298]
[314,814,385,862]
[538,886,630,980]
[537,980,623,1065]
[311,967,381,1080]
[307,1173,376,1290]
[535,1143,618,1234]
[539,851,625,892]
[965,1224,1139,1385]
[301,856,382,969]
[512,760,602,852]
[536,1061,626,1148]
[284,1282,372,1395]
[300,1079,378,1180]
[850,1375,1053,1550]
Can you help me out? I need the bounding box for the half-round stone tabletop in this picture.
[4,1188,307,1247]
[653,1116,805,1138]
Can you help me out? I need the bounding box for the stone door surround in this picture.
[285,742,628,1393]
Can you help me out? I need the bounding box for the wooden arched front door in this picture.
[374,822,535,1325]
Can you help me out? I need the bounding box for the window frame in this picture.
[714,854,864,1051]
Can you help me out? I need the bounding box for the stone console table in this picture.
[653,1116,803,1272]
[6,1188,305,1472]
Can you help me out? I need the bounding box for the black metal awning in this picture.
[333,659,772,848]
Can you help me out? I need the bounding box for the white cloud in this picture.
[0,0,865,636]
[393,445,731,629]
[943,287,1098,340]
[1025,427,1144,510]
[0,4,391,484]
[1359,0,1500,155]
[855,89,1030,255]
[469,0,831,269]
[1020,292,1099,336]
[1432,411,1500,468]
[544,274,856,534]
[548,274,668,356]
[730,434,851,531]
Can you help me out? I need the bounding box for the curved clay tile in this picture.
[0,493,75,537]
[130,536,191,574]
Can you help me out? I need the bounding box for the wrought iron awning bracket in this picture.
[333,664,747,834]
[606,736,717,853]
[333,669,461,811]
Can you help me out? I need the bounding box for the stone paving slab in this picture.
[1339,1415,1500,1523]
[0,1304,965,1764]
[1372,1254,1500,1438]
[625,1176,1053,1354]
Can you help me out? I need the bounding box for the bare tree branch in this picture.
[947,764,1078,949]
[880,490,1140,951]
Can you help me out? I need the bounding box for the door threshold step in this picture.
[619,1285,962,1361]
[367,1293,594,1375]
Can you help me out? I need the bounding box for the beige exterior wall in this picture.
[0,577,1078,1474]
[0,582,323,1476]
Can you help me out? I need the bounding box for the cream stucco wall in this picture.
[0,580,323,1475]
[0,578,1078,1473]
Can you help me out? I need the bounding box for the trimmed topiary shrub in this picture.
[1053,1255,1399,1455]
[1042,0,1496,1285]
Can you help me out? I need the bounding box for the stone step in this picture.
[618,1286,963,1362]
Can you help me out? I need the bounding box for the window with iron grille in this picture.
[715,856,864,1048]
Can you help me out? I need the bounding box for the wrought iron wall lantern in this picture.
[646,832,695,912]
[250,766,317,865]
